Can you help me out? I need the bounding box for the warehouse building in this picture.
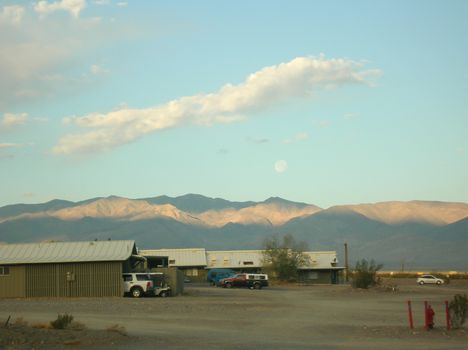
[0,240,144,298]
[139,248,344,284]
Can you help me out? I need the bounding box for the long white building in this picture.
[139,248,344,284]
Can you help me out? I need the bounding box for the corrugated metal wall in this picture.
[25,261,123,297]
[0,265,26,298]
[151,267,185,295]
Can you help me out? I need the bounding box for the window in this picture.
[186,268,199,277]
[243,261,254,265]
[0,266,10,276]
[136,274,150,281]
[169,259,176,265]
[123,274,132,282]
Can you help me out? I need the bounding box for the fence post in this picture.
[407,300,414,329]
[445,300,451,331]
[424,301,429,330]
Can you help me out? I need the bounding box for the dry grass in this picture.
[69,320,87,331]
[13,317,28,326]
[31,322,51,329]
[106,324,127,336]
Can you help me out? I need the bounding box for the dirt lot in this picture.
[1,278,467,349]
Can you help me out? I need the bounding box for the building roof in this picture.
[206,250,264,268]
[139,248,342,270]
[0,240,137,264]
[139,248,207,267]
[300,251,340,270]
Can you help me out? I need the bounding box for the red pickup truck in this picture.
[218,273,269,289]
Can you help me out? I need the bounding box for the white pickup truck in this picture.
[122,273,154,297]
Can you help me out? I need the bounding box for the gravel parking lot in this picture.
[1,279,467,349]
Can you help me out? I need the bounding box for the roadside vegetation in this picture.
[449,294,467,329]
[351,259,383,289]
[262,234,310,281]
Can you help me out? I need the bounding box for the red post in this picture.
[424,301,429,330]
[445,300,451,331]
[407,300,414,329]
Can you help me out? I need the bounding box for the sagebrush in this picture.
[50,313,74,329]
[449,294,467,329]
[351,259,383,289]
[262,234,309,281]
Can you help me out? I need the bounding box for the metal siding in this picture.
[140,248,207,267]
[0,265,25,298]
[207,250,264,268]
[0,240,136,264]
[25,262,123,297]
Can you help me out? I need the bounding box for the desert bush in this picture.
[262,234,310,281]
[351,259,383,289]
[13,317,28,326]
[69,320,87,331]
[106,324,127,336]
[449,294,468,329]
[32,322,51,329]
[50,313,74,330]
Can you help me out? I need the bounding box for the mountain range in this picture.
[0,194,467,270]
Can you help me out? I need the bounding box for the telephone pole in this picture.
[344,242,349,283]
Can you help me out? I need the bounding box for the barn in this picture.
[0,240,144,298]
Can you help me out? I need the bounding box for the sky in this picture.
[0,0,467,208]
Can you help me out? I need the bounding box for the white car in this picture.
[417,275,444,285]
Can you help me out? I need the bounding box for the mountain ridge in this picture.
[0,194,467,269]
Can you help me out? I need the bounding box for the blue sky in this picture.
[0,0,467,208]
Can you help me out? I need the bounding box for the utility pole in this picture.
[344,242,349,283]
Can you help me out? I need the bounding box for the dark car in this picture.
[218,273,268,289]
[207,268,236,285]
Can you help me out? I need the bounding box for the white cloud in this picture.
[274,160,288,173]
[90,64,110,75]
[54,56,381,154]
[34,0,87,18]
[0,5,25,25]
[1,113,28,129]
[116,2,127,7]
[344,112,360,120]
[93,0,110,4]
[283,132,309,144]
[0,143,20,149]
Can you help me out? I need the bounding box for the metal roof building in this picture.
[206,250,264,269]
[139,248,344,284]
[139,248,207,267]
[0,240,142,298]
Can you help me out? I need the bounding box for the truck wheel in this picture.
[131,287,143,298]
[253,283,262,290]
[160,291,168,297]
[419,281,424,285]
[225,282,232,288]
[436,280,441,285]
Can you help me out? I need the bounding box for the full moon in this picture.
[274,160,288,173]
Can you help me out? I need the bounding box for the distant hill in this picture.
[0,194,467,269]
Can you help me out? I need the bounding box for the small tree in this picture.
[351,259,383,289]
[262,234,310,281]
[449,294,467,329]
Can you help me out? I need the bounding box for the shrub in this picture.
[14,317,28,326]
[106,324,127,336]
[50,313,74,330]
[351,259,383,289]
[449,294,467,329]
[262,234,310,281]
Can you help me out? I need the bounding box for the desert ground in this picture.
[1,278,467,350]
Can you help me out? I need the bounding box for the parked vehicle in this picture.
[122,273,154,297]
[148,272,172,297]
[218,273,269,289]
[207,268,236,285]
[417,275,444,285]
